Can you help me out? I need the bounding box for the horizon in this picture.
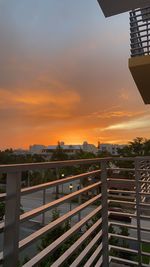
[0,139,138,151]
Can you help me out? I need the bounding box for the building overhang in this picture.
[129,55,150,104]
[97,0,150,17]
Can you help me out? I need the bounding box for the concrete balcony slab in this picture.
[97,0,150,17]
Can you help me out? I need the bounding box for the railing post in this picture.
[77,183,81,222]
[56,168,59,199]
[3,171,21,267]
[135,158,142,267]
[101,159,109,267]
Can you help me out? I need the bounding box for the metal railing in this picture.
[130,7,150,57]
[0,157,150,266]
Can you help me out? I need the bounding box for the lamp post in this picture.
[69,183,73,211]
[77,184,81,221]
[61,173,64,194]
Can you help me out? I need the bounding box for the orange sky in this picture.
[0,0,150,149]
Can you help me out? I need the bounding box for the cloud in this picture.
[0,87,80,124]
[103,115,150,131]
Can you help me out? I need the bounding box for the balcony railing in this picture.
[130,6,150,57]
[0,157,150,267]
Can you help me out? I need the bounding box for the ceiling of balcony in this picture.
[97,0,150,17]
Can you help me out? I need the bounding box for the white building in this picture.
[29,141,98,157]
[29,144,46,154]
[98,143,124,156]
[82,141,98,154]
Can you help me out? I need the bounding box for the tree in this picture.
[38,209,81,266]
[129,137,145,156]
[51,144,68,161]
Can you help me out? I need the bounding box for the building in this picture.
[29,141,98,157]
[98,143,124,155]
[43,142,98,156]
[29,144,46,154]
[82,141,98,154]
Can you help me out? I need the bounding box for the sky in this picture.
[0,0,150,149]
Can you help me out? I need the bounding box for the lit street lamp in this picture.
[69,183,73,211]
[77,184,81,221]
[61,173,64,194]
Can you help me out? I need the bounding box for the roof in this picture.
[47,145,82,150]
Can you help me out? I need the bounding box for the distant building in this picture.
[29,144,46,154]
[13,149,29,155]
[98,143,124,156]
[82,141,98,154]
[42,144,82,156]
[29,141,98,157]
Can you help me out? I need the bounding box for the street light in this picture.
[77,184,81,222]
[61,174,64,194]
[69,183,73,211]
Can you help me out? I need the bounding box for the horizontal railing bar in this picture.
[20,182,101,223]
[0,252,3,264]
[0,183,102,233]
[108,178,135,183]
[107,167,134,172]
[108,189,136,195]
[130,8,150,17]
[112,255,150,267]
[0,158,111,173]
[94,256,103,267]
[131,28,150,36]
[83,244,102,267]
[140,202,150,207]
[131,51,148,56]
[109,221,150,232]
[110,256,138,266]
[140,238,150,244]
[139,180,150,183]
[131,37,150,44]
[109,221,137,230]
[21,170,101,196]
[22,207,101,267]
[70,231,102,267]
[19,194,101,250]
[131,41,150,49]
[140,192,150,196]
[109,245,138,254]
[130,16,150,24]
[111,157,137,161]
[142,251,150,257]
[109,233,137,242]
[108,194,135,201]
[108,211,136,218]
[131,22,150,30]
[0,193,6,201]
[109,234,150,244]
[131,44,150,51]
[108,199,136,205]
[140,214,150,220]
[50,220,102,267]
[0,222,4,233]
[142,263,150,267]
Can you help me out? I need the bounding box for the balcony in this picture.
[97,0,150,17]
[129,6,150,104]
[0,157,150,267]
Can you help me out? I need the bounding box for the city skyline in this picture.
[1,0,150,149]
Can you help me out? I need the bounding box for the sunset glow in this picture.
[0,0,150,149]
